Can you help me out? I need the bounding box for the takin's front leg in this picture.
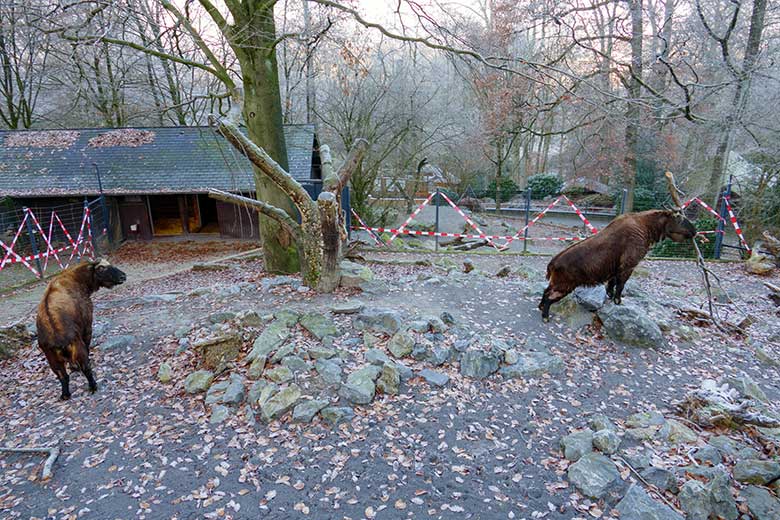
[539,285,572,322]
[606,278,616,299]
[612,268,635,305]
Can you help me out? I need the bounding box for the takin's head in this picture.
[662,210,697,242]
[92,259,126,289]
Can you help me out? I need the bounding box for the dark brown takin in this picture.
[539,210,696,321]
[36,259,126,400]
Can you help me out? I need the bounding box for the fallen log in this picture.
[676,380,780,429]
[0,445,60,480]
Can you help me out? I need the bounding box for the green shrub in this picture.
[484,177,519,203]
[527,173,563,199]
[650,217,719,258]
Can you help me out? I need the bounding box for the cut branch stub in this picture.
[326,138,369,194]
[664,171,685,209]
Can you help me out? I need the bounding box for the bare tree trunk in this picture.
[623,0,644,212]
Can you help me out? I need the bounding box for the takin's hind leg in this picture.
[613,269,635,305]
[72,344,98,394]
[42,348,71,400]
[606,278,616,299]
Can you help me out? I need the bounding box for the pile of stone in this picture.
[559,379,780,519]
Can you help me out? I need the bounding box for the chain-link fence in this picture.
[0,197,109,292]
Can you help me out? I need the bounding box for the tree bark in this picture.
[623,0,644,212]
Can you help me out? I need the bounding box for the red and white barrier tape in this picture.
[438,191,501,250]
[388,193,435,243]
[724,197,751,253]
[499,196,565,249]
[350,208,385,247]
[682,197,726,223]
[562,195,598,234]
[352,226,585,242]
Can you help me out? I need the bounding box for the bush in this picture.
[527,173,563,199]
[484,177,519,203]
[651,217,719,259]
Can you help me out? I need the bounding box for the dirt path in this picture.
[1,252,779,519]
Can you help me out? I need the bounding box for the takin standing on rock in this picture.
[539,209,696,321]
[36,259,126,400]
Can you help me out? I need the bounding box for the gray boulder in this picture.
[210,405,231,425]
[500,352,564,379]
[589,414,616,432]
[195,333,242,372]
[157,363,172,384]
[678,480,711,520]
[308,346,337,360]
[330,301,364,315]
[247,356,267,379]
[726,373,769,403]
[321,406,355,426]
[376,363,401,395]
[639,467,678,494]
[419,369,449,387]
[574,286,608,311]
[387,332,414,358]
[274,309,300,327]
[742,486,780,520]
[365,348,391,365]
[567,452,621,499]
[597,304,664,348]
[247,380,271,407]
[208,311,236,324]
[265,366,293,383]
[614,484,684,520]
[101,335,135,350]
[205,373,245,405]
[0,323,33,359]
[339,365,381,404]
[247,321,290,361]
[429,346,452,366]
[339,260,374,288]
[184,370,214,394]
[292,399,329,423]
[561,429,594,461]
[592,429,621,454]
[300,312,339,340]
[281,355,309,373]
[315,359,342,385]
[353,309,403,334]
[733,459,780,485]
[259,384,301,422]
[460,350,501,379]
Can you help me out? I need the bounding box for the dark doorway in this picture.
[148,195,183,236]
[196,194,219,234]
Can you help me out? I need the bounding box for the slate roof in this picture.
[0,125,317,197]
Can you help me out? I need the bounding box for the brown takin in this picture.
[36,259,126,399]
[539,210,696,321]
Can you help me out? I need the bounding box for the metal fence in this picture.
[0,197,109,292]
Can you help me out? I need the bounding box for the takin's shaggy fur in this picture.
[539,210,696,320]
[36,259,126,400]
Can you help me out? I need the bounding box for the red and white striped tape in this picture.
[499,196,565,249]
[683,198,726,223]
[438,191,501,250]
[724,197,751,253]
[350,208,385,247]
[388,193,435,243]
[352,225,584,241]
[562,195,598,234]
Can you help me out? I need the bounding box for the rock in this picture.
[621,450,651,471]
[427,317,447,333]
[308,346,337,360]
[376,363,401,395]
[210,405,231,425]
[708,436,760,460]
[589,414,616,432]
[247,321,290,361]
[247,380,271,408]
[261,276,301,291]
[500,352,564,379]
[460,350,501,379]
[394,361,413,382]
[205,374,245,405]
[339,365,380,404]
[561,429,594,461]
[184,370,214,394]
[411,343,429,361]
[429,346,452,366]
[330,301,364,314]
[419,369,449,387]
[248,356,267,379]
[726,373,768,403]
[567,452,621,499]
[265,366,293,383]
[408,320,429,333]
[321,406,354,426]
[365,348,391,365]
[208,311,236,324]
[614,484,684,520]
[640,467,678,493]
[140,293,178,304]
[387,332,414,358]
[679,480,711,520]
[300,312,339,340]
[281,356,309,373]
[573,286,608,311]
[709,472,739,520]
[440,312,456,325]
[742,486,780,520]
[463,259,475,273]
[193,262,230,272]
[353,309,403,334]
[0,323,32,359]
[260,384,301,422]
[101,335,135,350]
[746,252,775,275]
[269,343,295,364]
[292,399,329,423]
[732,459,780,484]
[496,265,511,277]
[157,363,172,383]
[362,333,379,349]
[174,325,190,339]
[692,445,723,465]
[339,260,375,288]
[663,419,698,444]
[315,359,342,385]
[626,410,666,428]
[592,429,621,454]
[237,310,264,327]
[756,345,780,367]
[597,304,664,348]
[551,294,595,329]
[504,349,520,365]
[274,309,300,327]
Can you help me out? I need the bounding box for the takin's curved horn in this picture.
[664,171,684,210]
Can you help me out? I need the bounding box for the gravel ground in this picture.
[0,251,778,519]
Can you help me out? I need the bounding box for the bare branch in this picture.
[208,188,301,240]
[325,138,369,194]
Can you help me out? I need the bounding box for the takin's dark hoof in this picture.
[542,316,550,323]
[89,385,98,394]
[60,393,71,401]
